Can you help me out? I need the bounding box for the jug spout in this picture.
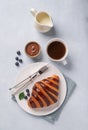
[44,24,53,28]
[49,21,53,27]
[46,16,53,28]
[45,22,53,29]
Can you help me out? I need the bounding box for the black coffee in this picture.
[47,41,66,60]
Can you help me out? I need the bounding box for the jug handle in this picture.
[30,8,37,17]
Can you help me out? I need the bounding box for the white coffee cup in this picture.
[46,38,68,65]
[30,8,53,33]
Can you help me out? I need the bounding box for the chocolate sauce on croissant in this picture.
[27,75,59,108]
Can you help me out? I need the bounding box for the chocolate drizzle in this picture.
[27,75,59,108]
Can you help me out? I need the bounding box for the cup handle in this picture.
[30,8,37,17]
[62,59,67,65]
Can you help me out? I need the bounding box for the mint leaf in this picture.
[19,92,25,100]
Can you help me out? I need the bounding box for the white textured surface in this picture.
[0,0,88,130]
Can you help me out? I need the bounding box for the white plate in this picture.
[15,62,67,116]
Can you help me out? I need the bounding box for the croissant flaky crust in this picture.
[27,75,59,108]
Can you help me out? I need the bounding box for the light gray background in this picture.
[0,0,88,130]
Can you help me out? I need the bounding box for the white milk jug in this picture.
[30,8,53,33]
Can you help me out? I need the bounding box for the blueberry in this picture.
[27,93,30,97]
[17,51,21,56]
[24,96,28,100]
[15,62,19,67]
[15,57,19,61]
[19,59,23,63]
[26,89,29,93]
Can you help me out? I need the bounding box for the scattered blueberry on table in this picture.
[19,59,23,63]
[15,57,19,61]
[15,62,19,67]
[15,50,23,67]
[17,51,21,56]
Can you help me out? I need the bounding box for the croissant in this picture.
[27,75,59,108]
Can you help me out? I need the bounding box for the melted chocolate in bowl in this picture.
[47,41,66,60]
[25,42,40,57]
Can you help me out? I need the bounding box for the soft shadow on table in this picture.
[40,26,58,37]
[42,76,76,123]
[64,56,73,70]
[51,56,73,72]
[60,56,73,70]
[30,53,43,62]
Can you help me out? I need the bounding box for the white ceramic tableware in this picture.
[30,8,53,33]
[15,62,67,116]
[46,38,68,65]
